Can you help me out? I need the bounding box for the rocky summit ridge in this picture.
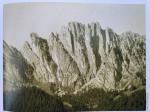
[4,22,146,94]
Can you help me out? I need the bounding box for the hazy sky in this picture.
[4,3,145,49]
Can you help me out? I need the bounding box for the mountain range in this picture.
[3,22,146,111]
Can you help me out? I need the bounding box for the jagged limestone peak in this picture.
[4,22,146,93]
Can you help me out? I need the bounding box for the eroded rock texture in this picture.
[4,22,146,93]
[3,41,34,91]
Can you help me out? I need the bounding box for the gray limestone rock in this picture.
[3,41,34,91]
[4,22,146,93]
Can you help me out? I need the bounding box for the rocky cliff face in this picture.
[3,41,34,91]
[4,22,146,93]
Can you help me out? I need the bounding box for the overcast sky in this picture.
[4,3,145,49]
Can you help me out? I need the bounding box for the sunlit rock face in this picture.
[48,32,83,90]
[22,33,58,83]
[119,32,146,90]
[4,22,146,93]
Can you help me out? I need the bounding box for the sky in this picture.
[3,3,145,49]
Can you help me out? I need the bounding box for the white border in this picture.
[0,0,149,112]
